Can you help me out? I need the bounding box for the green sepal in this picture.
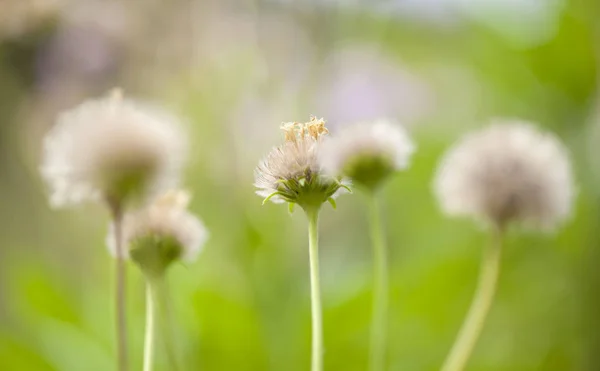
[262,191,283,205]
[130,235,182,279]
[338,182,353,193]
[327,197,337,209]
[288,202,296,214]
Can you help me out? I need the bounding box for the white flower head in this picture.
[320,119,415,191]
[107,190,208,276]
[434,119,575,230]
[41,89,187,209]
[254,116,350,211]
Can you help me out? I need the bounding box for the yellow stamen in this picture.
[108,87,123,114]
[281,122,298,143]
[281,117,330,142]
[307,116,329,139]
[109,87,123,102]
[155,190,191,209]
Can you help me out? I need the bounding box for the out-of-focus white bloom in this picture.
[107,190,208,274]
[41,90,187,208]
[320,119,415,190]
[255,117,350,210]
[434,119,574,230]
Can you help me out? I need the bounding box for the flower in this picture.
[313,47,434,126]
[107,190,208,276]
[320,119,415,191]
[254,116,350,211]
[41,90,187,209]
[433,119,575,230]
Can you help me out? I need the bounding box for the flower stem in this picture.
[441,227,503,371]
[112,208,129,371]
[143,283,156,371]
[306,208,323,371]
[154,279,180,371]
[367,193,388,371]
[143,277,180,371]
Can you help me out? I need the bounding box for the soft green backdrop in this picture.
[0,0,599,370]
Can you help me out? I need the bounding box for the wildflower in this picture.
[41,90,189,371]
[320,119,415,191]
[107,190,208,371]
[320,119,415,371]
[107,190,208,277]
[255,116,351,371]
[41,90,187,210]
[435,119,575,371]
[254,116,349,211]
[434,119,574,230]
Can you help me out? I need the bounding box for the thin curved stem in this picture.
[112,209,129,371]
[306,208,323,371]
[367,193,388,371]
[441,227,503,371]
[143,284,156,371]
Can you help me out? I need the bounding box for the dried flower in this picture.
[320,119,415,191]
[107,190,208,277]
[434,120,575,230]
[41,90,187,209]
[254,116,350,211]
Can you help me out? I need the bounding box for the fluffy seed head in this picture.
[320,119,415,191]
[254,116,350,210]
[41,90,187,209]
[107,190,208,276]
[434,120,575,230]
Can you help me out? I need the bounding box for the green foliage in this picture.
[0,1,599,370]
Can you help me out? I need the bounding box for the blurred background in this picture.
[1,0,600,370]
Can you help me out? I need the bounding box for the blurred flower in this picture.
[255,117,350,210]
[107,190,208,276]
[320,119,415,191]
[0,0,63,40]
[36,0,128,93]
[434,119,574,230]
[315,47,434,129]
[40,90,187,209]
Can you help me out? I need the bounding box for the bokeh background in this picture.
[1,0,600,370]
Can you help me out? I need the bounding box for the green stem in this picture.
[441,227,503,371]
[143,284,156,371]
[145,277,180,371]
[367,193,388,371]
[112,209,129,371]
[306,208,323,371]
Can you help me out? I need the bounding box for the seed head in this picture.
[40,90,187,209]
[434,120,575,230]
[254,116,350,211]
[107,190,208,277]
[320,119,415,191]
